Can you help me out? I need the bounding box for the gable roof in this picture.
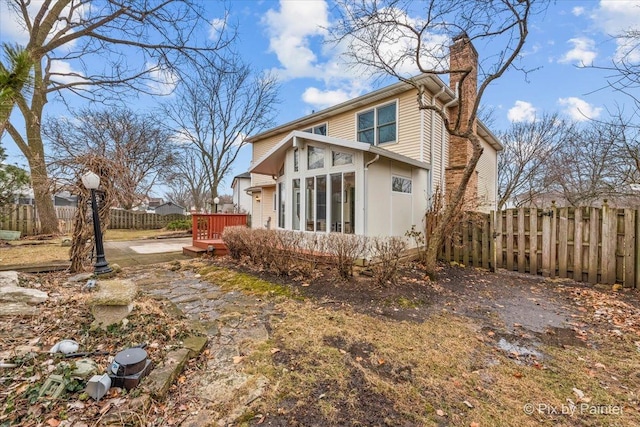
[249,130,430,176]
[246,73,502,151]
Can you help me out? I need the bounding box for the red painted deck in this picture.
[184,213,248,257]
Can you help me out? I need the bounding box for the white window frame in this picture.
[302,122,328,136]
[391,175,412,194]
[355,100,398,146]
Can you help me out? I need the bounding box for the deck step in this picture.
[182,244,228,258]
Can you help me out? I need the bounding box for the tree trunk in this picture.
[424,135,483,278]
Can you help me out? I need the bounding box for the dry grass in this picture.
[240,299,640,426]
[0,229,179,266]
[0,242,69,265]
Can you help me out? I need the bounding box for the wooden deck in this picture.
[183,213,248,258]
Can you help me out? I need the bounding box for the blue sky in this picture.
[1,0,639,196]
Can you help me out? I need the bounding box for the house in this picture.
[231,172,252,214]
[155,202,185,216]
[246,35,501,240]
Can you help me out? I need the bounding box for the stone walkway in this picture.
[128,264,279,425]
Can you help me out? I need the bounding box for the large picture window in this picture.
[278,182,285,228]
[357,102,397,145]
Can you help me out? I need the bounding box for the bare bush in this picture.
[222,226,251,260]
[325,233,367,280]
[369,237,408,286]
[297,233,324,279]
[273,230,303,276]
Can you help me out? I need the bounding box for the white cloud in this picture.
[48,60,88,85]
[145,63,179,95]
[209,17,227,40]
[302,87,352,110]
[507,100,537,123]
[558,97,602,121]
[572,6,585,16]
[591,0,640,62]
[558,37,597,65]
[262,0,330,79]
[0,1,89,49]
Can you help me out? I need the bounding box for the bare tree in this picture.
[497,113,574,209]
[162,53,279,211]
[331,0,541,275]
[162,144,209,212]
[45,107,177,209]
[544,120,623,206]
[2,0,232,234]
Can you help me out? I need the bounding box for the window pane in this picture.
[316,175,326,232]
[292,179,300,230]
[392,176,412,193]
[358,129,374,145]
[332,151,353,166]
[294,148,299,172]
[278,182,285,227]
[378,103,396,125]
[378,123,396,144]
[357,110,374,131]
[343,172,355,234]
[308,146,324,169]
[305,177,315,231]
[314,124,327,135]
[330,173,342,232]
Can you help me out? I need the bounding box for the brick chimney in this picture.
[445,32,479,206]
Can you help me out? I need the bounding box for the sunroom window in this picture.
[308,146,325,170]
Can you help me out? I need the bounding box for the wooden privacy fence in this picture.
[109,210,186,229]
[1,204,187,235]
[0,205,76,235]
[439,204,640,288]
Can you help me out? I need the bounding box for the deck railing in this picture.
[191,213,248,244]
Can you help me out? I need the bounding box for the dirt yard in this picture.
[2,258,639,426]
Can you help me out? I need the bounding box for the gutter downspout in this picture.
[431,86,447,207]
[363,154,380,236]
[441,82,459,193]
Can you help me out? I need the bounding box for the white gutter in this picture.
[363,154,380,236]
[431,86,446,207]
[441,83,459,193]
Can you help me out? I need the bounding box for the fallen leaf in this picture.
[355,356,363,362]
[487,331,495,337]
[513,372,523,379]
[270,348,280,354]
[233,356,244,364]
[463,400,474,408]
[470,423,480,427]
[594,362,606,369]
[572,387,585,400]
[436,409,445,417]
[46,419,60,427]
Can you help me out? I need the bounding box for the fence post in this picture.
[573,207,583,282]
[558,207,569,278]
[529,208,538,275]
[506,210,514,271]
[601,201,616,284]
[541,205,551,277]
[624,209,635,288]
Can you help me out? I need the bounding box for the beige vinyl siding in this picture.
[475,135,498,212]
[256,187,276,229]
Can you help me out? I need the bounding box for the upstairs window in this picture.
[357,102,397,145]
[303,123,327,136]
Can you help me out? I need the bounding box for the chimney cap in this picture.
[452,31,470,43]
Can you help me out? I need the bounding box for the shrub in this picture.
[166,219,191,231]
[325,233,367,280]
[369,236,408,286]
[222,226,251,259]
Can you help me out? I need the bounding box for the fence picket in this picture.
[558,207,568,278]
[530,209,538,275]
[573,208,583,282]
[624,210,635,287]
[518,208,526,273]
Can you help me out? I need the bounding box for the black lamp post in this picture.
[81,171,112,275]
[214,196,220,214]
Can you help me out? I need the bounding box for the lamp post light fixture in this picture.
[81,171,112,275]
[213,196,220,213]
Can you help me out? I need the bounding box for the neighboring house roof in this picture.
[246,74,502,152]
[157,201,185,209]
[250,130,430,176]
[231,172,251,188]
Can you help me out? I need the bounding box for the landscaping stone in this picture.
[89,279,137,329]
[99,394,152,426]
[0,271,48,316]
[66,273,93,283]
[142,348,191,399]
[182,335,208,357]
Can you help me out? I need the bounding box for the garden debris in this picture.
[49,339,79,354]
